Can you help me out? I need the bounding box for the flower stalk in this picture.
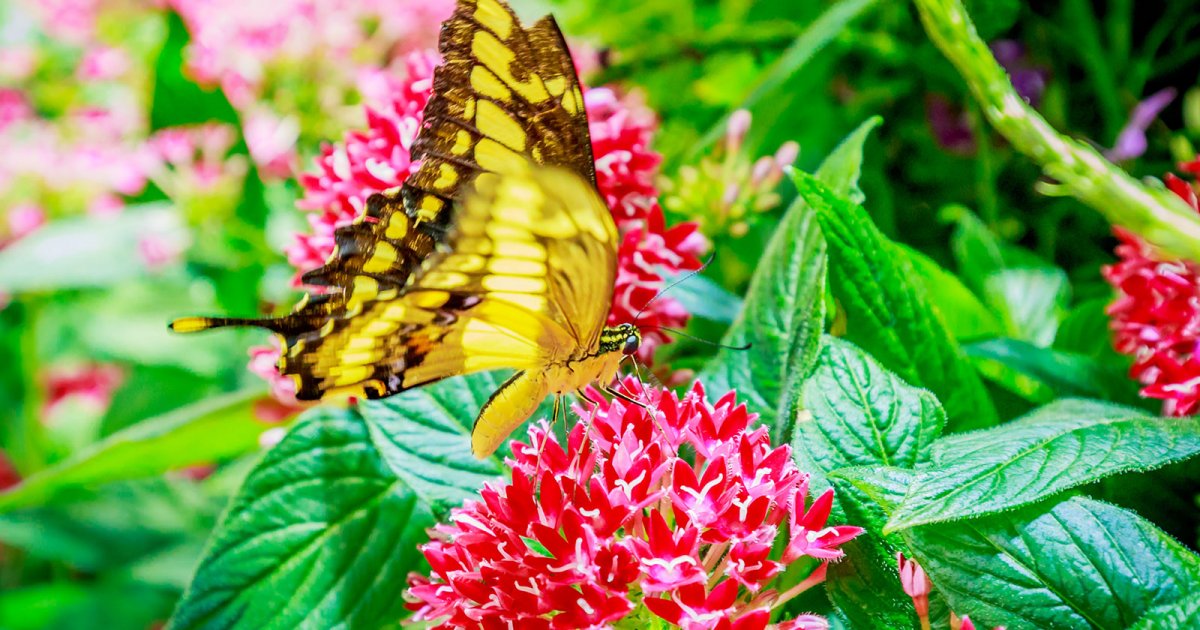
[911,0,1200,262]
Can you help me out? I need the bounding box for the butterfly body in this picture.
[172,0,638,458]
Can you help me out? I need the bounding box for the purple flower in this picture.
[1107,88,1176,162]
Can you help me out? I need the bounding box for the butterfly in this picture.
[170,0,641,458]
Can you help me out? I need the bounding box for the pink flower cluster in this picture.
[1103,159,1200,416]
[586,87,706,360]
[663,108,798,240]
[406,377,862,628]
[43,363,125,418]
[287,50,438,275]
[169,0,450,109]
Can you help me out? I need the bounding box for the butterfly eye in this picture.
[622,335,640,355]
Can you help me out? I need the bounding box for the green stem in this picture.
[911,0,1200,263]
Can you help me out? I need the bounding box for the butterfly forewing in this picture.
[286,164,616,402]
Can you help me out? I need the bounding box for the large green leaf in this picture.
[825,468,922,630]
[794,336,944,486]
[905,496,1200,629]
[795,173,997,430]
[171,372,520,629]
[964,337,1115,401]
[885,399,1200,532]
[169,407,435,630]
[0,205,188,293]
[814,116,881,204]
[1131,595,1200,629]
[698,177,826,440]
[981,267,1070,347]
[0,389,270,513]
[899,245,1003,342]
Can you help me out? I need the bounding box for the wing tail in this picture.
[472,370,549,458]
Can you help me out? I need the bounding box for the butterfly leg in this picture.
[533,393,562,492]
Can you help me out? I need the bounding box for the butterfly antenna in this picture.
[633,251,717,326]
[649,325,753,351]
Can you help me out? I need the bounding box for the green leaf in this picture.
[885,399,1200,532]
[688,0,879,158]
[794,336,944,487]
[0,205,188,293]
[1054,298,1116,357]
[825,470,921,630]
[1131,595,1200,629]
[795,172,997,430]
[825,536,917,630]
[964,337,1109,400]
[0,389,271,513]
[660,270,743,324]
[169,407,434,630]
[814,116,881,204]
[355,371,516,508]
[905,496,1200,629]
[828,465,916,530]
[699,184,826,440]
[899,245,1003,341]
[170,371,530,629]
[981,267,1070,346]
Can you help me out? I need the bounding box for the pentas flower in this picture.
[896,554,1005,630]
[43,363,124,418]
[406,377,863,628]
[585,87,706,361]
[144,123,248,214]
[289,50,437,275]
[1103,158,1200,416]
[663,108,799,238]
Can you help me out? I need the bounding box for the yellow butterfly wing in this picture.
[401,0,595,232]
[279,163,616,412]
[171,0,613,458]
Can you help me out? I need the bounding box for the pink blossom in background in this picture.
[243,109,300,179]
[0,45,38,82]
[896,554,1006,630]
[290,50,437,274]
[143,123,247,200]
[170,0,450,108]
[43,363,124,418]
[6,203,45,241]
[248,342,298,404]
[1103,159,1200,416]
[406,378,862,628]
[77,45,132,81]
[0,89,33,132]
[18,0,102,45]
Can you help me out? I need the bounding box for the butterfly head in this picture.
[599,323,641,356]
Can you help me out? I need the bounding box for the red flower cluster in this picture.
[586,87,706,360]
[406,377,862,628]
[1103,159,1200,416]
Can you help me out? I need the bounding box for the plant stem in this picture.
[911,0,1200,263]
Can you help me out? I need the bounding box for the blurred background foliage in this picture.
[0,0,1199,627]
